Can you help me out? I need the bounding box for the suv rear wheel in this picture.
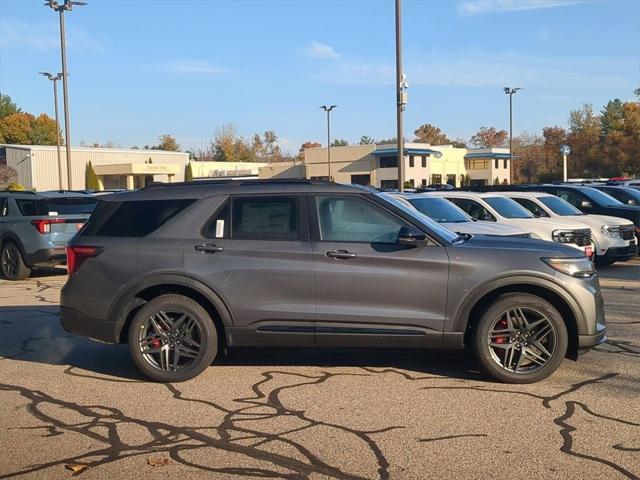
[472,293,568,383]
[128,294,218,382]
[1,242,31,281]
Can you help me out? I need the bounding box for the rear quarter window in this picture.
[15,197,97,216]
[80,199,195,237]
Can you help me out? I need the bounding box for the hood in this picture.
[458,234,582,257]
[500,217,590,231]
[585,214,635,227]
[441,221,528,236]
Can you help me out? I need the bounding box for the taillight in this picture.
[32,218,65,234]
[66,245,102,276]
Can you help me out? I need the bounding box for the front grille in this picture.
[620,226,635,240]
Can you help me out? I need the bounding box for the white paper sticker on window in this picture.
[215,219,225,238]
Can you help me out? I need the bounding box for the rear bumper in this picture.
[24,247,66,267]
[60,306,119,343]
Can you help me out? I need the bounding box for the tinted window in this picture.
[232,196,297,240]
[538,196,583,216]
[581,188,624,207]
[484,197,533,218]
[202,201,230,238]
[15,197,96,216]
[81,199,195,237]
[0,197,6,217]
[16,199,38,216]
[449,198,496,221]
[601,188,640,205]
[379,156,397,168]
[317,195,405,243]
[512,198,549,217]
[408,197,470,223]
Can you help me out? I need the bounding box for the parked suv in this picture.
[0,191,97,280]
[428,191,594,257]
[503,191,636,266]
[61,180,606,384]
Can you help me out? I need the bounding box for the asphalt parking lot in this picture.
[0,260,638,480]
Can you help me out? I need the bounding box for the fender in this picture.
[451,273,588,334]
[108,271,235,340]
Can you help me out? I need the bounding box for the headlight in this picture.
[601,225,621,238]
[542,257,596,278]
[552,228,591,245]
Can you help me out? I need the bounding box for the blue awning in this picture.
[464,152,512,159]
[373,147,442,157]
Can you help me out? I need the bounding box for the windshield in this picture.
[484,197,534,219]
[407,197,471,223]
[376,193,459,243]
[583,187,625,207]
[538,196,583,216]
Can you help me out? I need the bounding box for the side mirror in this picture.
[580,200,593,209]
[482,214,496,222]
[398,226,427,247]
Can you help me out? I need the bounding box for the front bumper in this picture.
[602,242,638,262]
[60,306,119,343]
[578,329,607,348]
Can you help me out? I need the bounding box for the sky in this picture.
[0,0,638,154]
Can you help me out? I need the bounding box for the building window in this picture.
[408,179,415,187]
[350,174,371,185]
[380,180,398,190]
[421,179,427,187]
[504,159,508,169]
[431,174,442,185]
[409,156,415,167]
[379,156,397,168]
[446,174,456,186]
[495,159,499,169]
[468,159,489,170]
[422,156,427,167]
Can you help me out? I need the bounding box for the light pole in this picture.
[395,0,407,192]
[39,72,64,190]
[46,0,86,190]
[320,105,337,181]
[503,86,521,185]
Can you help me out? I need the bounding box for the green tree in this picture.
[29,113,58,145]
[0,112,33,144]
[0,94,21,119]
[156,134,180,151]
[600,99,625,136]
[413,124,450,145]
[359,135,375,145]
[469,126,508,148]
[85,161,100,190]
[331,139,349,147]
[184,162,194,182]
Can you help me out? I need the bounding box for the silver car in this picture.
[60,180,606,384]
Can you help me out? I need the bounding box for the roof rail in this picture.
[142,178,335,190]
[2,189,37,195]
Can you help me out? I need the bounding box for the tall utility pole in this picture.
[320,105,337,181]
[503,86,521,185]
[39,72,64,190]
[46,0,86,190]
[395,0,407,192]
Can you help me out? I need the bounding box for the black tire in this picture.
[472,293,568,384]
[1,242,31,281]
[128,294,218,382]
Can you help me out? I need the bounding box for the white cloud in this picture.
[163,59,231,76]
[0,17,103,52]
[297,41,340,59]
[457,0,583,15]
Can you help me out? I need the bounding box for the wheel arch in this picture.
[456,276,584,360]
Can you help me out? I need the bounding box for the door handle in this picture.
[325,250,356,259]
[194,243,224,254]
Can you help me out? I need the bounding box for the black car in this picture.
[522,184,640,248]
[594,185,640,207]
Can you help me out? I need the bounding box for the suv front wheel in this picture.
[473,293,568,383]
[128,294,218,382]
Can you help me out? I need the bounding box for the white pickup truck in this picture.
[429,191,594,257]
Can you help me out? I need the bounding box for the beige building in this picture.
[190,161,268,179]
[464,148,512,185]
[0,144,188,191]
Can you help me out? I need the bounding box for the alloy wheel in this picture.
[138,310,204,372]
[1,245,19,279]
[487,307,557,374]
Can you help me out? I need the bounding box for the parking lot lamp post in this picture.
[320,105,337,181]
[45,0,86,190]
[503,87,521,185]
[395,0,407,192]
[39,72,64,190]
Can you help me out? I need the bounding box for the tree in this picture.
[184,163,194,182]
[156,134,180,151]
[0,94,21,119]
[297,141,321,161]
[513,132,544,183]
[0,112,33,144]
[331,139,349,147]
[600,99,625,136]
[359,135,375,145]
[0,165,18,190]
[29,114,58,145]
[85,161,100,190]
[567,104,601,177]
[634,87,640,101]
[413,124,450,145]
[469,126,508,148]
[451,138,467,148]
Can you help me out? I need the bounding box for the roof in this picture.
[427,191,508,198]
[501,191,555,199]
[373,147,442,157]
[0,144,188,156]
[101,179,362,202]
[464,152,512,159]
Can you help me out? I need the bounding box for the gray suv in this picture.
[60,180,606,383]
[0,191,96,280]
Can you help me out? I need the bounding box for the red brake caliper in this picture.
[494,318,508,344]
[151,338,162,348]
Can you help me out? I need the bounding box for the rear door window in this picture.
[449,198,496,221]
[512,198,549,217]
[231,196,298,240]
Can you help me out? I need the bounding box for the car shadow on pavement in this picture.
[1,305,484,382]
[597,259,640,282]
